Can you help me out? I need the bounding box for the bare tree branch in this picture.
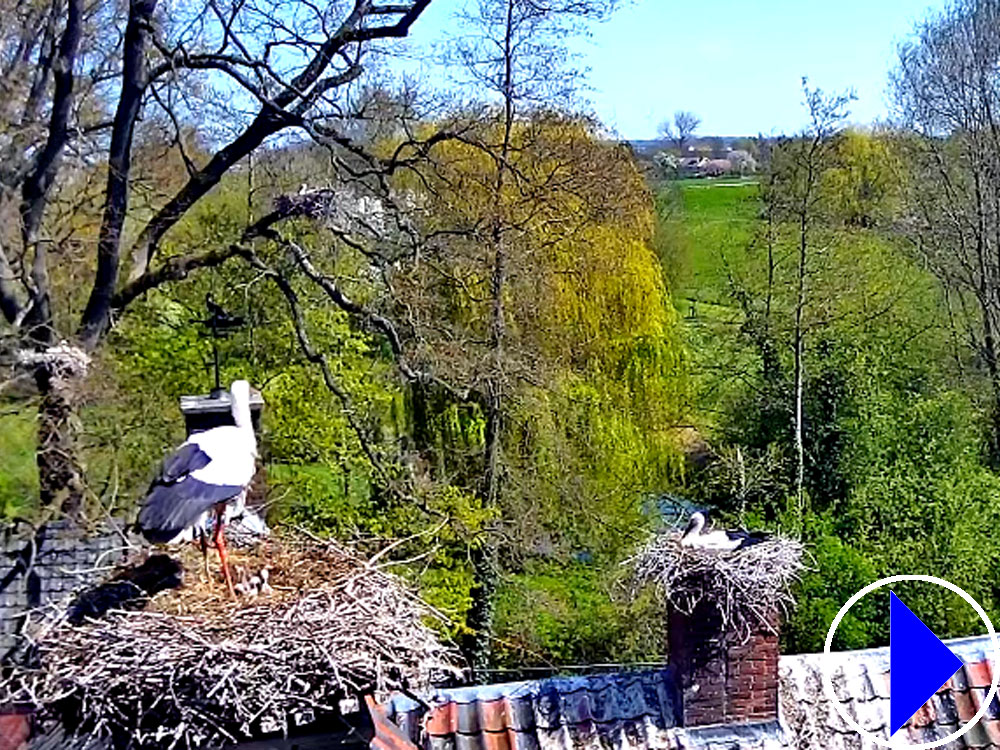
[78,0,159,349]
[18,0,84,345]
[124,0,435,291]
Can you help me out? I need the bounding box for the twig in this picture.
[628,531,804,642]
[0,533,464,748]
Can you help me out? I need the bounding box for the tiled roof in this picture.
[0,520,126,656]
[781,634,1000,748]
[383,634,1000,750]
[383,669,788,750]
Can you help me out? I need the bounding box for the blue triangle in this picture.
[889,591,963,736]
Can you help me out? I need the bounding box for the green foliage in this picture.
[839,381,1000,640]
[785,527,879,653]
[493,562,662,668]
[268,463,372,536]
[652,185,692,293]
[823,129,904,228]
[0,411,38,519]
[664,140,1000,653]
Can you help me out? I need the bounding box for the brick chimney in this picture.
[668,601,779,727]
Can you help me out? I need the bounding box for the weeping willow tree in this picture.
[390,113,689,667]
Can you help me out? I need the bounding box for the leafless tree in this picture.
[892,0,1000,463]
[784,84,852,509]
[662,110,701,155]
[0,0,437,516]
[729,83,851,516]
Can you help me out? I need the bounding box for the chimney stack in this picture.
[668,601,780,727]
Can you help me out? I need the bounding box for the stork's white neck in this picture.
[232,399,252,431]
[683,512,706,539]
[229,380,254,434]
[232,402,258,459]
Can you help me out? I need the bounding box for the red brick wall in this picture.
[0,713,30,750]
[669,605,779,727]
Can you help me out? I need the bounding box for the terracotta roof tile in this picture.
[956,690,980,723]
[912,700,936,727]
[968,661,994,689]
[962,719,992,747]
[985,719,1000,745]
[384,670,786,750]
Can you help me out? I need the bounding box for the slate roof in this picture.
[780,634,1000,748]
[383,669,788,750]
[0,520,126,656]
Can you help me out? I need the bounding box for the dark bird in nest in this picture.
[680,511,771,551]
[137,380,258,596]
[66,555,183,624]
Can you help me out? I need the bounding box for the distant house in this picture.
[704,159,733,177]
[657,154,754,179]
[680,157,707,177]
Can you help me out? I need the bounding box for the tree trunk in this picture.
[461,0,516,679]
[78,0,159,347]
[979,299,1000,466]
[464,521,499,680]
[34,364,85,518]
[793,211,807,512]
[464,382,503,679]
[462,263,506,677]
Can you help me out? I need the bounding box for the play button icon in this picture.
[889,591,963,736]
[824,575,1000,749]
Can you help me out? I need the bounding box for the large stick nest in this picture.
[629,529,805,641]
[0,534,462,748]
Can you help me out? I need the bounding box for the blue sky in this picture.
[402,0,944,139]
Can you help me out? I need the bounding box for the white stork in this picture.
[680,511,770,552]
[138,380,258,596]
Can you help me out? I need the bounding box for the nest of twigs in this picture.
[629,530,805,642]
[0,533,461,748]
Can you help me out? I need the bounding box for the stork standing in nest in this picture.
[138,380,258,596]
[680,511,770,551]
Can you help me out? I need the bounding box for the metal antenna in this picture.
[199,294,246,396]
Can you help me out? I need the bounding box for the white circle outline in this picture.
[823,575,1000,749]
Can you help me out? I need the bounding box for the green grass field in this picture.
[656,179,766,429]
[669,180,760,306]
[0,411,37,518]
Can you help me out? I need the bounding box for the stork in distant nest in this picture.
[138,380,258,596]
[680,511,770,552]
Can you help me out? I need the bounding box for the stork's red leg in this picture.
[213,506,236,598]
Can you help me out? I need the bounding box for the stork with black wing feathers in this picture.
[138,380,257,596]
[680,511,770,552]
